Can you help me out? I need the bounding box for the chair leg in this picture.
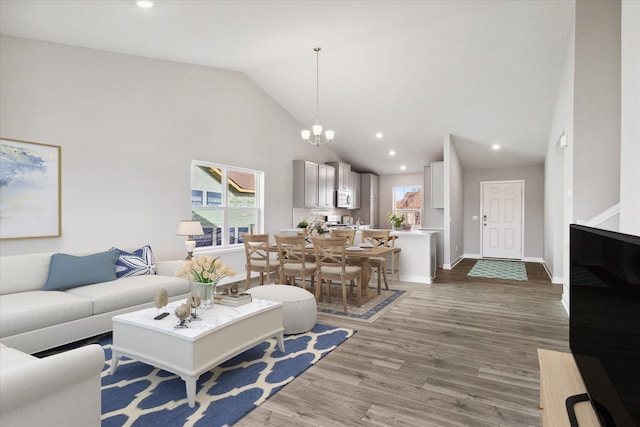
[377,264,382,295]
[355,277,362,307]
[245,268,251,290]
[341,278,348,314]
[315,276,323,302]
[382,262,389,290]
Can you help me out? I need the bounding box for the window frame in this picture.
[392,184,422,228]
[191,160,264,253]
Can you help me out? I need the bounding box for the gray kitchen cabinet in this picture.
[293,160,335,208]
[350,171,361,209]
[325,161,351,190]
[318,163,336,208]
[359,173,380,227]
[430,161,444,209]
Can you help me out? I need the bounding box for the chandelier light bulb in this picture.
[301,47,334,146]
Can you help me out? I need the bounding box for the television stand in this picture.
[537,349,601,426]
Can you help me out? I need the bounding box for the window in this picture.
[191,161,264,249]
[392,185,422,228]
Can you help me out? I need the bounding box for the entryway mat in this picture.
[467,259,528,281]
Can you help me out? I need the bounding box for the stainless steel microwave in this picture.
[336,189,352,208]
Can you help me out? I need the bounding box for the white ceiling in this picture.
[0,0,574,175]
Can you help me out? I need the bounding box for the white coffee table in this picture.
[110,299,284,408]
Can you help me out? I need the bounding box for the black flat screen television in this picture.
[570,224,640,427]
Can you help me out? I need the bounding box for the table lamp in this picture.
[176,220,204,260]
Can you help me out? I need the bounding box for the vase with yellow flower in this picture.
[176,256,236,307]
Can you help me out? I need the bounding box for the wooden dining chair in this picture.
[240,233,279,290]
[274,234,316,291]
[329,229,356,246]
[311,236,361,314]
[388,235,401,283]
[361,229,390,294]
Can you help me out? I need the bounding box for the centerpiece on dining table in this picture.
[306,218,330,239]
[176,256,236,308]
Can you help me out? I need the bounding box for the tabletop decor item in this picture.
[188,295,201,320]
[387,213,405,231]
[306,218,329,237]
[153,288,169,320]
[174,303,191,328]
[176,256,236,307]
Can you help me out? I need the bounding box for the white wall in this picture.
[378,172,423,228]
[0,36,323,273]
[619,0,640,236]
[572,0,621,223]
[463,165,544,261]
[444,135,464,268]
[544,8,575,285]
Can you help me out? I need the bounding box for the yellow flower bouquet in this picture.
[176,255,236,284]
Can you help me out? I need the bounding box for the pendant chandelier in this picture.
[301,47,334,146]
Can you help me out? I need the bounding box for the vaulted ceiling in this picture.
[0,0,574,175]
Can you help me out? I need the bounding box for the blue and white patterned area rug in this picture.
[467,259,528,281]
[316,288,407,323]
[101,324,354,427]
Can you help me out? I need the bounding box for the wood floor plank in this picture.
[238,260,566,426]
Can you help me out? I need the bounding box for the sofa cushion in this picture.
[0,252,56,295]
[110,245,156,278]
[44,251,119,291]
[65,275,190,315]
[0,291,93,339]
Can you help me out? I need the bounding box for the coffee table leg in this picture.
[276,332,285,352]
[110,350,120,374]
[183,375,197,408]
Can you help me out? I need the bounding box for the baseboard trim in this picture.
[522,257,544,263]
[444,255,464,270]
[463,253,481,259]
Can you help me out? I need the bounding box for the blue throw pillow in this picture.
[44,251,119,291]
[110,245,156,278]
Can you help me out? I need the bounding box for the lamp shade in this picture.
[176,220,204,236]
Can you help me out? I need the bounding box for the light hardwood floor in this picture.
[237,259,569,427]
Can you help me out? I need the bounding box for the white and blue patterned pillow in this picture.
[110,245,156,278]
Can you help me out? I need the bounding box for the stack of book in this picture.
[213,292,252,307]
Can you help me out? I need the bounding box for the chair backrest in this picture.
[362,229,391,247]
[274,234,306,265]
[241,233,271,264]
[329,229,356,246]
[311,236,347,272]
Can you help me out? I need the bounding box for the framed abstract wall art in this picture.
[0,138,61,239]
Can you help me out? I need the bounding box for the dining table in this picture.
[270,242,394,298]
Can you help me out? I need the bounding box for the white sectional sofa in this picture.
[0,248,190,354]
[0,342,105,427]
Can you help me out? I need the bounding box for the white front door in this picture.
[481,181,523,259]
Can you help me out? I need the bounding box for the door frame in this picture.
[479,180,525,260]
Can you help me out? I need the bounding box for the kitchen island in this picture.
[354,229,437,284]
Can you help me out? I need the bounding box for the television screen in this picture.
[570,224,640,427]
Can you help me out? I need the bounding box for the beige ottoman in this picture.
[246,285,317,334]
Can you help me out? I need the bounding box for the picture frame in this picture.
[0,137,62,239]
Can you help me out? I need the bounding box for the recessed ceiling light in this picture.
[389,150,396,156]
[136,1,154,8]
[375,132,383,139]
[400,165,407,171]
[492,144,501,150]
